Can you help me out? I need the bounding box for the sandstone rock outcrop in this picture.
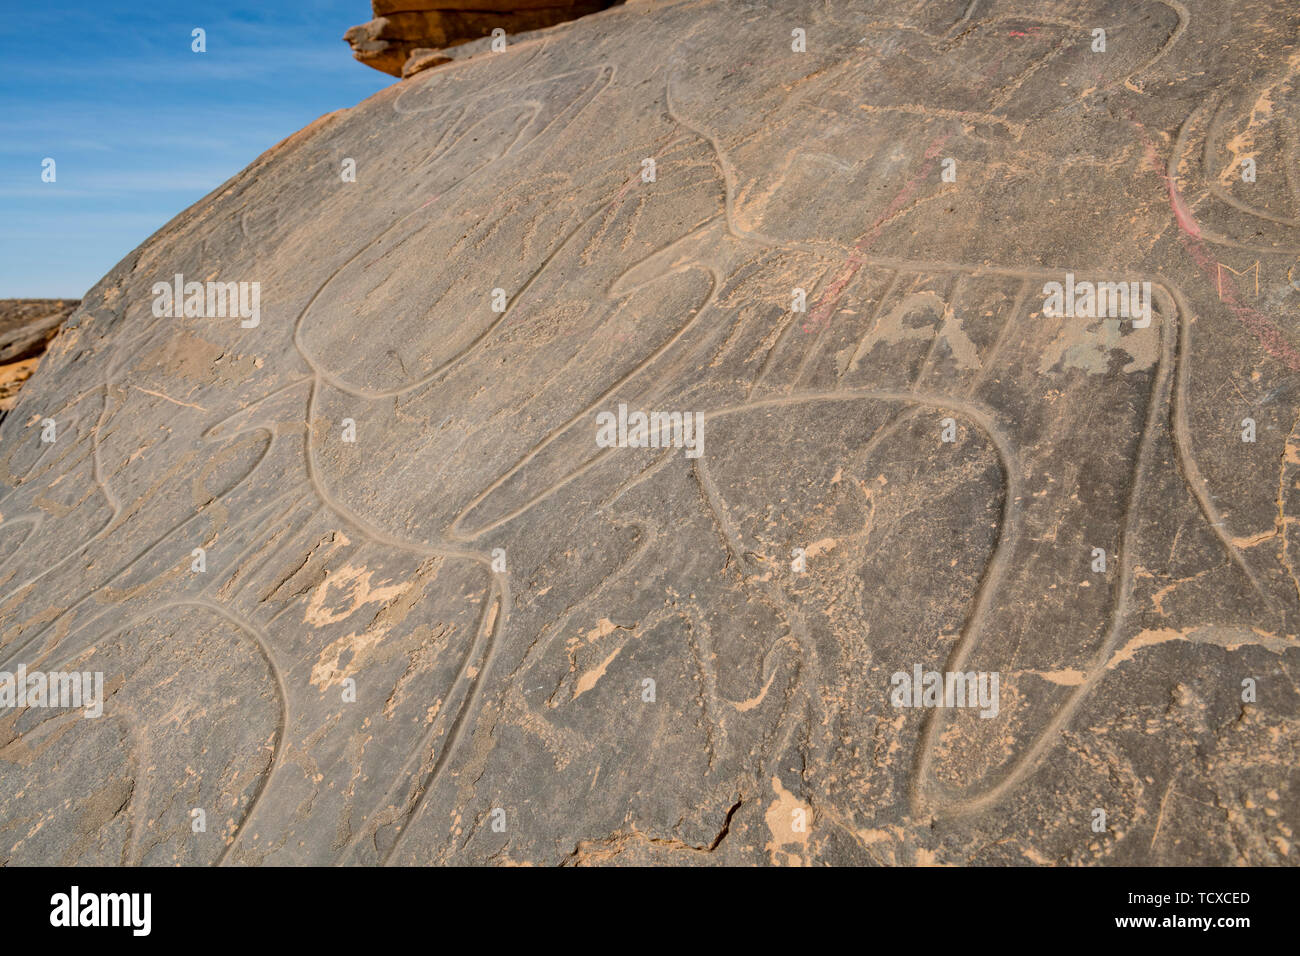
[2,0,1298,865]
[345,0,618,76]
[0,300,78,416]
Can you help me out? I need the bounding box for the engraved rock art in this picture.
[1,0,1297,866]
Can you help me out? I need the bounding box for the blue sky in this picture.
[0,1,390,297]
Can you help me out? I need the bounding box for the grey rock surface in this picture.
[2,0,1298,865]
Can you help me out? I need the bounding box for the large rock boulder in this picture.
[345,0,619,76]
[2,0,1298,865]
[0,300,78,416]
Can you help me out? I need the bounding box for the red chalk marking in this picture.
[801,54,1011,334]
[1132,119,1300,371]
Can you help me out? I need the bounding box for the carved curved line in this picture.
[910,281,1176,818]
[1205,93,1300,228]
[1165,283,1275,607]
[0,426,278,674]
[366,583,503,865]
[1116,0,1188,90]
[32,598,286,865]
[694,399,946,775]
[166,598,293,866]
[706,392,1021,817]
[691,448,819,778]
[0,319,283,645]
[664,53,803,252]
[0,388,116,623]
[199,377,313,444]
[297,376,509,860]
[300,381,492,569]
[293,73,614,401]
[391,41,549,115]
[0,513,41,581]
[1171,100,1300,253]
[449,261,722,541]
[0,388,97,496]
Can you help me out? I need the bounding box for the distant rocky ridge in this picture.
[0,299,77,415]
[345,0,619,77]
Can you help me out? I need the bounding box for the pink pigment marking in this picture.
[1132,120,1300,371]
[801,54,1012,334]
[801,132,953,334]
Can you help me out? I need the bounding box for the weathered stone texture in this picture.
[2,0,1298,866]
